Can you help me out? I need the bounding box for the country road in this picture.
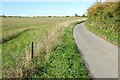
[73,23,118,78]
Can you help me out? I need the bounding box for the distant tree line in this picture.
[1,14,86,18]
[86,2,120,34]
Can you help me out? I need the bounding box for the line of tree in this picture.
[86,2,120,34]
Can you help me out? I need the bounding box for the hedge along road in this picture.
[73,23,118,78]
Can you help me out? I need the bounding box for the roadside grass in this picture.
[2,25,50,77]
[85,22,120,47]
[2,17,80,78]
[30,22,89,78]
[0,44,1,79]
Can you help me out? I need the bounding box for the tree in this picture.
[75,14,78,17]
[2,14,6,17]
[48,16,52,17]
[82,14,85,17]
[66,16,69,17]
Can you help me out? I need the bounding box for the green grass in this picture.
[0,44,1,79]
[3,26,46,67]
[2,23,52,78]
[31,22,89,78]
[2,17,81,78]
[85,22,119,47]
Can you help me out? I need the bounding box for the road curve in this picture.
[73,23,118,78]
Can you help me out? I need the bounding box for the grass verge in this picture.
[85,22,120,47]
[30,22,89,78]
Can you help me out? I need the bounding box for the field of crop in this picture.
[1,17,88,78]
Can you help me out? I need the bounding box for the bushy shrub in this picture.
[86,2,119,34]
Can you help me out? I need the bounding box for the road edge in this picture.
[72,22,95,79]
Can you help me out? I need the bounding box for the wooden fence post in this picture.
[31,42,34,59]
[46,31,48,38]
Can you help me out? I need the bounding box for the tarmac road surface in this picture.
[73,23,118,78]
